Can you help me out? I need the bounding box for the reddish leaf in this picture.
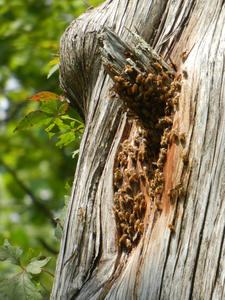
[28,91,60,102]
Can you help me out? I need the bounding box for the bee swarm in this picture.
[101,28,183,251]
[111,55,182,251]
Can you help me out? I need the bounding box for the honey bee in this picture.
[126,82,133,90]
[124,168,130,176]
[179,51,187,57]
[137,222,144,233]
[131,83,138,95]
[126,226,133,234]
[109,93,115,99]
[123,183,132,193]
[168,223,175,232]
[161,86,168,93]
[148,187,154,198]
[182,70,188,79]
[139,150,146,162]
[128,152,136,160]
[134,136,141,146]
[129,173,138,183]
[150,179,157,188]
[114,168,122,181]
[168,188,177,202]
[144,87,153,98]
[124,195,133,203]
[158,116,172,126]
[134,219,141,231]
[156,159,164,169]
[181,152,188,165]
[140,199,146,211]
[171,81,181,91]
[156,75,162,86]
[114,75,123,83]
[120,223,127,231]
[118,188,125,194]
[119,156,128,166]
[133,204,140,215]
[180,51,187,62]
[153,62,163,71]
[138,170,145,181]
[119,234,128,245]
[159,95,165,101]
[174,182,182,189]
[155,199,163,211]
[134,192,143,201]
[124,65,134,74]
[160,136,168,147]
[145,73,153,85]
[125,238,132,248]
[155,185,163,194]
[117,211,124,220]
[178,186,185,198]
[129,213,135,224]
[136,74,143,84]
[162,72,169,81]
[172,96,179,106]
[179,133,186,144]
[170,129,178,142]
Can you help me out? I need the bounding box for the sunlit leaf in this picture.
[72,149,80,158]
[47,57,60,67]
[55,117,71,131]
[56,132,76,148]
[26,257,51,275]
[40,98,58,114]
[0,240,22,266]
[0,273,42,300]
[47,63,59,79]
[45,123,59,138]
[58,103,69,114]
[14,111,53,131]
[28,91,60,102]
[20,248,40,268]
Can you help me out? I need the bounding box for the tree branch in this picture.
[0,158,56,226]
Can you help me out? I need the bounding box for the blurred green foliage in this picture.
[0,0,104,297]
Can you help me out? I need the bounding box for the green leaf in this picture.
[54,117,70,131]
[0,273,42,300]
[45,122,60,139]
[58,103,69,114]
[26,257,51,275]
[72,149,80,158]
[47,57,60,67]
[40,99,58,115]
[47,63,59,79]
[55,194,70,240]
[14,111,53,132]
[0,240,22,266]
[54,223,63,241]
[20,248,39,268]
[56,132,76,148]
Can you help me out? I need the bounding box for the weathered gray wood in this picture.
[51,0,225,299]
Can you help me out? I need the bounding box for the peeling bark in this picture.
[51,1,225,299]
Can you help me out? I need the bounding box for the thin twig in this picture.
[0,158,56,226]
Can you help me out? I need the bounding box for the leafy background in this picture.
[0,0,104,298]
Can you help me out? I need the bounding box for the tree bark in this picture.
[51,1,225,299]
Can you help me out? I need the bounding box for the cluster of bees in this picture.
[113,126,151,249]
[111,55,182,250]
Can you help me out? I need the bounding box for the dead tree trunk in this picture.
[51,1,225,299]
